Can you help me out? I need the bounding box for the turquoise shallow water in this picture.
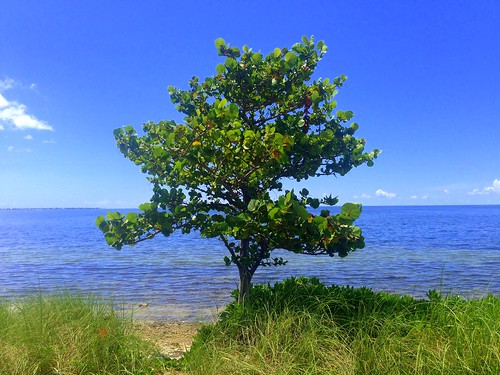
[0,206,498,321]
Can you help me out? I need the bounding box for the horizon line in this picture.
[1,203,499,210]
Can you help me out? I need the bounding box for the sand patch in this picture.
[134,321,201,359]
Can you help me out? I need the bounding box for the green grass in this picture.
[0,291,166,375]
[184,277,500,374]
[1,280,498,374]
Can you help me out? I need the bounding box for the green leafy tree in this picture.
[96,36,380,303]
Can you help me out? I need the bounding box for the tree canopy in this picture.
[96,36,380,302]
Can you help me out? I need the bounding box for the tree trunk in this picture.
[237,238,253,304]
[237,266,253,304]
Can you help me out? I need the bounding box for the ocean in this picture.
[0,206,498,321]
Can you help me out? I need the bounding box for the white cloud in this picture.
[443,189,449,194]
[0,78,15,91]
[468,179,500,195]
[411,193,430,200]
[0,78,53,131]
[353,193,371,199]
[0,93,9,107]
[0,99,53,131]
[375,189,396,198]
[24,134,33,140]
[7,146,31,153]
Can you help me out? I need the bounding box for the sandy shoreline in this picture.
[134,320,202,359]
[128,302,222,359]
[125,301,225,323]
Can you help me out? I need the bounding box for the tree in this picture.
[96,36,380,303]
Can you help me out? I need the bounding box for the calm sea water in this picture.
[0,206,498,321]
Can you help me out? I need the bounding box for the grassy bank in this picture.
[184,277,499,374]
[0,292,168,374]
[1,280,498,374]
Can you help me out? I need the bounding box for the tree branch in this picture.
[219,235,240,267]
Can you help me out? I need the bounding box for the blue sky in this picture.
[0,0,499,208]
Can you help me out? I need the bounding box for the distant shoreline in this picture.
[2,204,500,210]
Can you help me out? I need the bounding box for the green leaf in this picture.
[139,202,152,212]
[322,195,339,206]
[295,205,309,221]
[227,129,240,142]
[308,198,320,209]
[229,103,239,117]
[216,63,225,75]
[225,57,237,69]
[215,38,225,50]
[152,147,165,158]
[126,212,138,223]
[107,212,123,221]
[284,51,296,63]
[95,215,105,227]
[311,90,321,104]
[248,199,259,212]
[218,98,228,108]
[314,215,327,230]
[96,216,110,231]
[268,207,280,219]
[341,202,362,221]
[283,191,292,205]
[113,128,124,138]
[273,48,281,58]
[104,233,118,246]
[230,47,241,57]
[252,53,262,63]
[344,110,354,120]
[243,129,255,139]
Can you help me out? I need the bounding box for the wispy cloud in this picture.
[0,78,53,131]
[0,78,15,91]
[468,179,500,195]
[24,134,34,140]
[375,189,396,198]
[7,146,31,153]
[411,194,430,200]
[354,193,371,199]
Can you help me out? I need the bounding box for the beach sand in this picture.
[134,321,201,359]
